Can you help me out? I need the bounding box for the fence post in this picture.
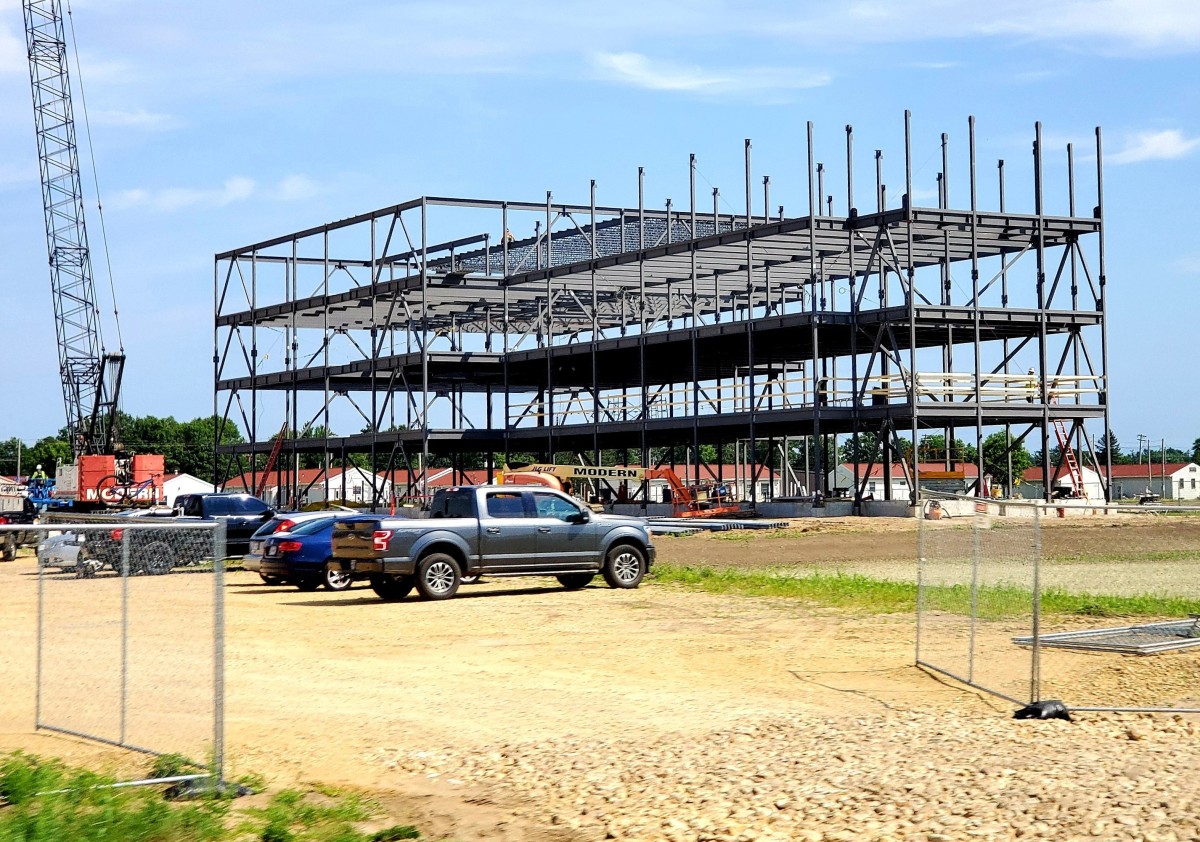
[968,511,981,683]
[35,532,44,731]
[1030,505,1043,704]
[212,521,226,786]
[120,529,130,746]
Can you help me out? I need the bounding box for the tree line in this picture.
[3,415,1196,492]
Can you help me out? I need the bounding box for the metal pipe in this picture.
[970,116,984,495]
[807,122,823,504]
[745,138,757,506]
[905,110,920,511]
[1096,126,1113,502]
[846,123,860,511]
[1034,124,1051,502]
[691,154,701,487]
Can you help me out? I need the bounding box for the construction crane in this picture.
[22,0,161,507]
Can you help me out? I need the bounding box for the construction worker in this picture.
[30,464,47,493]
[1024,368,1038,403]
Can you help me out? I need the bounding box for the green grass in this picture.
[0,752,423,842]
[711,529,802,542]
[1043,549,1200,564]
[651,564,1200,620]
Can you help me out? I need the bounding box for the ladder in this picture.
[1051,419,1088,501]
[255,424,290,499]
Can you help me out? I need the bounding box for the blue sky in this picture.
[0,0,1197,453]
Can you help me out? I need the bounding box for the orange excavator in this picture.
[497,464,743,519]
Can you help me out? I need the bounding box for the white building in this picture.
[224,466,392,508]
[162,472,215,505]
[1106,462,1200,501]
[1019,465,1106,500]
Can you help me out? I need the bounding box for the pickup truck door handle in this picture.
[537,527,552,533]
[485,527,501,534]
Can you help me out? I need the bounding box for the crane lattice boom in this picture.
[23,0,121,456]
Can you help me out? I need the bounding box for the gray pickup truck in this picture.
[331,485,655,601]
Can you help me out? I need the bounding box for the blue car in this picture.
[259,516,356,592]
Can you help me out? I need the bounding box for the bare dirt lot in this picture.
[3,516,1200,841]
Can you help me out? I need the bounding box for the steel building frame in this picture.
[213,113,1111,511]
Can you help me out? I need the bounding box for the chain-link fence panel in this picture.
[917,493,1040,706]
[1030,506,1200,712]
[18,521,224,782]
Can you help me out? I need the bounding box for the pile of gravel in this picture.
[372,710,1200,841]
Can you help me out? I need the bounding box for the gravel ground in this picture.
[377,709,1200,842]
[5,516,1200,841]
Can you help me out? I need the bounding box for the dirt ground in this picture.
[2,515,1199,840]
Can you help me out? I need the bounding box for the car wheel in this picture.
[141,541,174,575]
[602,544,646,589]
[323,562,353,591]
[259,574,283,585]
[370,573,414,602]
[556,573,594,590]
[75,553,99,579]
[295,577,322,592]
[415,553,461,601]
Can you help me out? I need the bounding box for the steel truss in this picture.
[214,113,1111,511]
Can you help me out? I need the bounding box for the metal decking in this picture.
[1014,619,1200,655]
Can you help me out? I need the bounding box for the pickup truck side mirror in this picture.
[567,510,591,525]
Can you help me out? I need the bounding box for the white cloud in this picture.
[272,174,321,202]
[110,174,322,212]
[0,18,20,73]
[1171,254,1200,275]
[909,187,941,205]
[591,51,831,98]
[89,108,180,130]
[1109,129,1200,164]
[758,0,1200,55]
[112,176,255,212]
[0,160,37,188]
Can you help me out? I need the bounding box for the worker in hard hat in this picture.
[1024,368,1038,403]
[30,464,47,493]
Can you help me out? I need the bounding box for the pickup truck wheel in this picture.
[141,541,174,575]
[75,551,99,579]
[603,545,646,589]
[2,534,16,561]
[556,573,593,590]
[323,562,353,591]
[415,553,461,601]
[370,574,414,602]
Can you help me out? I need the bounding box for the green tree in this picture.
[918,434,977,464]
[1095,431,1121,465]
[839,431,883,465]
[0,437,24,476]
[26,435,72,475]
[981,431,1034,489]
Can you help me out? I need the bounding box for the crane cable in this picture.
[65,0,124,355]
